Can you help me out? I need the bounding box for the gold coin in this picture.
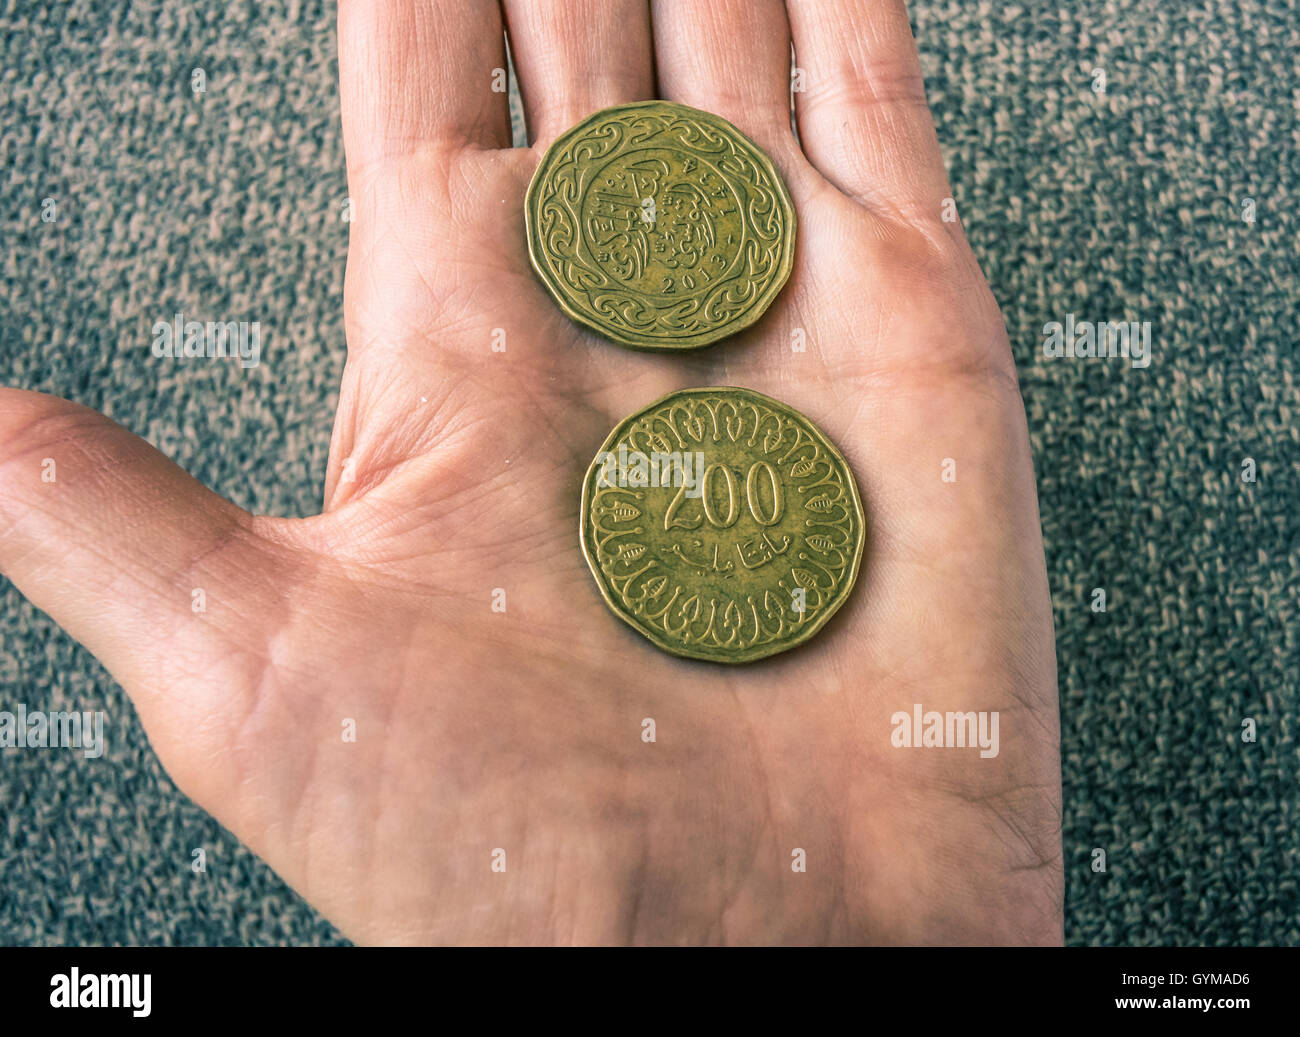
[526,101,796,351]
[580,387,864,663]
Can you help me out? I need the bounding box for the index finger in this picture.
[338,0,511,170]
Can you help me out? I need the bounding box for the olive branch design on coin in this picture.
[581,388,864,663]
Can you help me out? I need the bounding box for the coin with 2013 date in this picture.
[581,387,865,663]
[526,101,796,351]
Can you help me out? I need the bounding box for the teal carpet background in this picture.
[1,0,1295,945]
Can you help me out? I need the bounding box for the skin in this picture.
[0,0,1063,944]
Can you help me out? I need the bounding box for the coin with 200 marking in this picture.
[526,101,796,351]
[581,387,865,663]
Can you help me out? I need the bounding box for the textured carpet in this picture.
[0,0,1295,946]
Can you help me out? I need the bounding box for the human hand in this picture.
[0,0,1062,944]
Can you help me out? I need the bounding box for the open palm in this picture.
[0,0,1062,944]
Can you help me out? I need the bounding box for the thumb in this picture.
[0,388,292,762]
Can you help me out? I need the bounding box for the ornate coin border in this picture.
[526,100,797,352]
[579,386,866,663]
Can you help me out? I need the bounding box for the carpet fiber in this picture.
[1,0,1296,945]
